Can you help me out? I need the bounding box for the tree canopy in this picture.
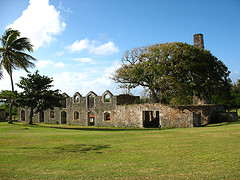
[112,42,231,104]
[17,71,63,125]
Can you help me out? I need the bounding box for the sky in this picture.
[0,0,239,97]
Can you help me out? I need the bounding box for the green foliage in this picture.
[212,79,240,111]
[113,42,231,104]
[16,71,63,124]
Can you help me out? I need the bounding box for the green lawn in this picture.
[0,122,239,179]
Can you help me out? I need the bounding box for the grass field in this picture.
[0,122,239,179]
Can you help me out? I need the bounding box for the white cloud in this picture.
[68,39,90,52]
[54,62,65,68]
[51,61,121,96]
[67,38,119,55]
[90,41,119,55]
[36,60,53,69]
[55,51,65,57]
[7,0,66,49]
[74,58,96,64]
[0,69,28,92]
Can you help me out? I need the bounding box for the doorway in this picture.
[61,111,67,124]
[142,111,159,128]
[88,111,95,126]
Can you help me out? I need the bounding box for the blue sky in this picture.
[0,0,239,96]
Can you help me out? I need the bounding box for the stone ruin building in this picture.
[17,89,222,128]
[18,34,237,128]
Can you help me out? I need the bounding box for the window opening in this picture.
[61,111,67,124]
[74,95,80,103]
[104,94,111,102]
[74,111,79,120]
[50,111,54,119]
[142,111,159,128]
[87,94,94,108]
[104,112,111,121]
[62,98,67,108]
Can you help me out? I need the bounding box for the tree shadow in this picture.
[36,124,158,131]
[204,120,240,128]
[54,144,111,153]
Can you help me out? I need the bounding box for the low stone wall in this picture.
[173,104,222,125]
[111,103,193,128]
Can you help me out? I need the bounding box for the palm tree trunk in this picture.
[8,71,14,124]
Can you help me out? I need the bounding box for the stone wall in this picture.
[110,103,193,128]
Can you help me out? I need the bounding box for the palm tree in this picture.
[0,28,36,123]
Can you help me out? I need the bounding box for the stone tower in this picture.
[194,33,204,49]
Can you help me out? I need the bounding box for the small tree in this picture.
[17,71,63,125]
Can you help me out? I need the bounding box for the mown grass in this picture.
[0,122,239,179]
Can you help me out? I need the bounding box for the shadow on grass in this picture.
[205,120,240,128]
[35,124,159,131]
[54,144,111,153]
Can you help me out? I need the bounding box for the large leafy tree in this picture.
[17,71,63,125]
[112,42,231,104]
[0,28,36,123]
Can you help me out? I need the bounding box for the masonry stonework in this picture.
[18,90,223,128]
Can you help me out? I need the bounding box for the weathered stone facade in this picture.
[18,90,223,128]
[18,90,141,127]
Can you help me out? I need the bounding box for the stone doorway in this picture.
[142,111,159,128]
[88,111,95,126]
[61,111,67,124]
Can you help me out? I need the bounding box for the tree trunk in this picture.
[149,88,159,103]
[8,71,14,124]
[29,107,33,125]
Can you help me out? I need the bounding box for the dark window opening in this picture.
[143,111,159,128]
[50,111,54,119]
[87,95,94,108]
[61,111,67,124]
[74,111,79,120]
[62,98,67,108]
[104,112,111,121]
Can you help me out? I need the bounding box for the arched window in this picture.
[21,110,25,121]
[74,111,79,120]
[87,94,94,108]
[62,98,67,108]
[104,112,111,121]
[104,94,111,102]
[74,95,80,103]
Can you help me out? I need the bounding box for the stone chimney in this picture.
[194,33,204,49]
[192,33,209,105]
